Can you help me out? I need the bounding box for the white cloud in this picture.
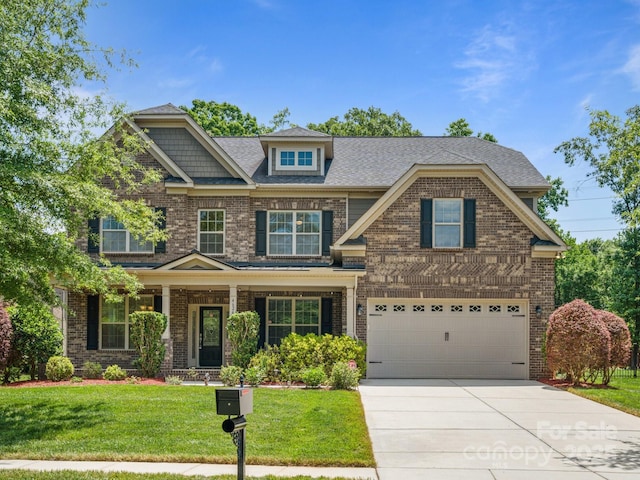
[209,58,223,74]
[455,23,534,102]
[620,44,640,90]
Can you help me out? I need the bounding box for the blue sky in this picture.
[83,0,640,242]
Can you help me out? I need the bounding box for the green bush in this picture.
[301,366,327,388]
[45,356,74,382]
[248,345,282,382]
[103,364,127,381]
[129,311,167,378]
[219,365,243,386]
[82,361,102,379]
[243,366,265,386]
[226,311,260,368]
[164,375,182,385]
[320,334,366,376]
[329,362,360,390]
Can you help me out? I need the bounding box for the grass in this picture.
[0,385,374,467]
[568,376,640,417]
[0,472,356,480]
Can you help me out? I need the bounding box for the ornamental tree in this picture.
[0,304,12,379]
[546,299,611,384]
[596,309,631,385]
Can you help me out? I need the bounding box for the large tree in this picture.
[445,118,498,143]
[307,106,422,136]
[0,0,163,310]
[555,105,640,369]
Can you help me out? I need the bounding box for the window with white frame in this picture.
[268,211,320,255]
[434,199,462,248]
[278,149,316,170]
[198,210,225,254]
[100,295,154,349]
[267,298,320,345]
[101,216,153,253]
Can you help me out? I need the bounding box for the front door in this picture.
[199,307,223,367]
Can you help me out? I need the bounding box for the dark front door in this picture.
[199,307,222,367]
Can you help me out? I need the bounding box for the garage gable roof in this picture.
[334,163,566,252]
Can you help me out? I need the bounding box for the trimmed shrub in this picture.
[219,365,243,386]
[82,361,103,379]
[279,333,323,380]
[546,299,610,384]
[45,356,74,382]
[0,303,12,381]
[320,334,366,376]
[329,362,360,390]
[129,311,168,378]
[103,364,127,381]
[243,366,265,386]
[226,311,260,368]
[165,375,182,385]
[597,310,632,385]
[301,366,327,388]
[248,345,282,382]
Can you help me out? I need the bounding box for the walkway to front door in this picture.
[359,379,640,480]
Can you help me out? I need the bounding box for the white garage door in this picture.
[367,300,528,379]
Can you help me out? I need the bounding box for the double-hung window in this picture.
[434,199,462,247]
[267,298,320,345]
[101,216,153,253]
[100,295,154,349]
[268,211,320,255]
[198,210,225,254]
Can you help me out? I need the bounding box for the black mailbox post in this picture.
[216,388,253,480]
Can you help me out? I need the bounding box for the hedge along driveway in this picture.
[0,385,375,467]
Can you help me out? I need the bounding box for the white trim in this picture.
[100,216,154,254]
[433,198,463,249]
[266,297,321,345]
[197,209,226,255]
[267,210,322,257]
[99,295,154,350]
[275,148,317,171]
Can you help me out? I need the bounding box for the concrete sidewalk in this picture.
[360,379,640,480]
[0,459,377,479]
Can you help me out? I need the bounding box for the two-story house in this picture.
[65,103,565,379]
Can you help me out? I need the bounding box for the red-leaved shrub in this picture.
[596,310,631,385]
[0,303,12,376]
[546,299,611,384]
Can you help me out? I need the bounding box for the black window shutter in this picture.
[87,218,100,253]
[255,211,267,256]
[255,297,266,348]
[155,207,167,254]
[321,210,333,256]
[420,199,433,248]
[87,295,99,350]
[463,199,476,248]
[321,298,333,335]
[154,295,163,313]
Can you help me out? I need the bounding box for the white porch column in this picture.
[162,285,171,339]
[346,286,355,337]
[229,285,238,315]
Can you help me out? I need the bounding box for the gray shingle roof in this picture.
[134,103,185,115]
[260,126,330,137]
[214,136,548,189]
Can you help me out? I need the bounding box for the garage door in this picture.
[367,300,528,379]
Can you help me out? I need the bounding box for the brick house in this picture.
[65,104,565,379]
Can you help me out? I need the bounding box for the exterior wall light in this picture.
[357,304,364,316]
[535,305,542,318]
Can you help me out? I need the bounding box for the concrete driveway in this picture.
[359,379,640,480]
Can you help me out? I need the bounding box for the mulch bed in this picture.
[4,378,167,387]
[538,377,611,389]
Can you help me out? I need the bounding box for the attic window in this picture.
[277,149,316,171]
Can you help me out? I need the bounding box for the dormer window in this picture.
[277,148,317,171]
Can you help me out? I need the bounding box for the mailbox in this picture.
[216,388,253,416]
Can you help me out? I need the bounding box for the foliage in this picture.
[307,106,422,136]
[164,375,182,385]
[45,356,74,382]
[596,310,632,385]
[0,386,375,467]
[5,303,63,379]
[328,362,360,390]
[181,99,264,136]
[243,366,265,387]
[127,376,141,384]
[319,334,366,376]
[546,300,610,384]
[226,311,260,369]
[278,333,324,380]
[0,304,12,378]
[128,311,168,378]
[247,345,282,382]
[444,118,498,142]
[82,361,103,379]
[186,367,198,381]
[301,367,327,388]
[103,364,127,381]
[219,365,243,387]
[537,175,569,229]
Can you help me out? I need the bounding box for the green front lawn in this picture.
[0,472,354,480]
[0,385,374,467]
[569,376,640,417]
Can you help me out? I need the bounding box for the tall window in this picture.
[198,210,225,254]
[434,199,462,247]
[100,296,154,349]
[101,216,153,253]
[267,298,320,345]
[268,211,320,255]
